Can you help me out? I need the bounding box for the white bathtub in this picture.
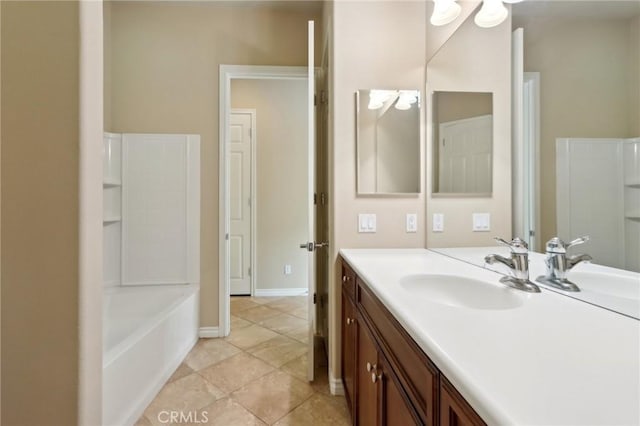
[103,284,199,426]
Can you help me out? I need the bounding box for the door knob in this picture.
[299,241,330,252]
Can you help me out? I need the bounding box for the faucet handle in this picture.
[566,235,589,249]
[494,237,529,254]
[545,236,589,253]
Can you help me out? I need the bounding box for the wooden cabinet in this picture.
[340,257,485,426]
[356,316,418,426]
[341,262,358,414]
[440,378,485,426]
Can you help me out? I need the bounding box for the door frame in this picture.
[219,65,308,337]
[523,72,541,251]
[230,109,257,297]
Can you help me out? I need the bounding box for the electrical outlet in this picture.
[433,213,444,232]
[406,213,417,233]
[284,264,292,275]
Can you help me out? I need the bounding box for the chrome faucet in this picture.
[484,237,540,293]
[536,236,592,292]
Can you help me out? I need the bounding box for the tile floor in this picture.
[135,296,350,426]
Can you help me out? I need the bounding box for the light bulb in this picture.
[430,0,461,26]
[474,0,508,28]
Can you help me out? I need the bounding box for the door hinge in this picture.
[249,128,252,138]
[529,230,535,237]
[248,197,251,207]
[248,267,251,277]
[314,193,317,205]
[320,90,327,104]
[314,94,317,106]
[313,293,317,304]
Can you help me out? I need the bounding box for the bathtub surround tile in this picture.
[258,313,308,335]
[273,393,351,426]
[230,297,261,314]
[230,370,315,424]
[198,352,275,394]
[235,305,282,323]
[198,398,266,426]
[230,315,252,330]
[246,335,308,368]
[143,373,226,426]
[168,362,195,383]
[224,324,279,350]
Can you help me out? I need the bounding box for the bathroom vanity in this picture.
[339,249,640,425]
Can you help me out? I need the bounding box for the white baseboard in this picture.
[198,327,220,338]
[329,376,345,396]
[254,288,308,297]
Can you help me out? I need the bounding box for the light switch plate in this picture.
[406,213,417,233]
[358,214,377,233]
[472,213,491,232]
[433,213,444,232]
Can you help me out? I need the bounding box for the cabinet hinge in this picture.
[313,293,317,304]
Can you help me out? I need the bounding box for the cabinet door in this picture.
[379,355,420,426]
[440,378,486,426]
[357,316,379,426]
[342,290,357,415]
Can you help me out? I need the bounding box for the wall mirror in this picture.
[510,0,640,272]
[356,89,421,195]
[432,91,493,195]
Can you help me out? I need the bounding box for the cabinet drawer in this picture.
[341,260,357,300]
[357,280,438,425]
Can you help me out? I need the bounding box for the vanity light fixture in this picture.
[430,0,517,28]
[368,90,397,110]
[474,0,509,28]
[395,90,419,111]
[430,0,462,26]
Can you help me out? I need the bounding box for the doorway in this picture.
[219,55,320,379]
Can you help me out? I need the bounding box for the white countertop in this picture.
[433,246,640,319]
[340,248,640,426]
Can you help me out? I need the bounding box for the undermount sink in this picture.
[400,274,524,310]
[566,272,640,300]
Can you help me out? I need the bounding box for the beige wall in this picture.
[328,0,427,385]
[426,10,512,247]
[231,79,309,292]
[107,1,321,327]
[1,2,81,424]
[514,15,640,244]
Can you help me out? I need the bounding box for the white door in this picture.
[230,111,253,295]
[438,115,493,193]
[303,20,317,381]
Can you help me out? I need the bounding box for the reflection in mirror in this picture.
[432,91,493,194]
[356,89,421,195]
[512,1,640,272]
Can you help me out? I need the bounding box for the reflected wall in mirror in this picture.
[512,1,640,272]
[432,91,493,194]
[356,89,421,195]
